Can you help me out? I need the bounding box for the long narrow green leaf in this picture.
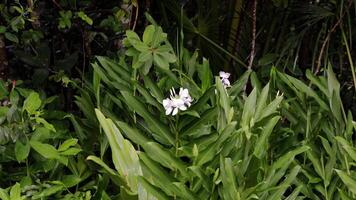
[335,169,356,194]
[121,91,175,145]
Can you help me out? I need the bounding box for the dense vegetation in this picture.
[0,0,356,199]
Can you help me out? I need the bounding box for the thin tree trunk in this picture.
[247,0,257,70]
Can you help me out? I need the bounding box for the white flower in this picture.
[163,87,193,116]
[219,71,230,79]
[219,71,231,88]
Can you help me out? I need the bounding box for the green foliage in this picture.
[72,23,356,199]
[1,3,356,199]
[124,25,177,74]
[0,0,134,88]
[0,83,94,199]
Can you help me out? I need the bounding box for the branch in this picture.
[247,0,257,70]
[314,0,353,74]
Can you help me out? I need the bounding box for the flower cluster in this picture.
[219,71,231,88]
[163,88,193,116]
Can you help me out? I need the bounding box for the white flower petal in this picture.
[179,105,187,111]
[165,107,173,115]
[163,98,171,107]
[179,88,189,97]
[172,107,179,116]
[219,71,230,79]
[222,79,231,87]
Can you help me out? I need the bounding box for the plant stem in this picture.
[341,29,356,93]
[314,0,353,74]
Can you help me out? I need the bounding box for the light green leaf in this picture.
[59,148,82,156]
[15,140,30,162]
[335,169,356,194]
[143,142,187,176]
[139,177,169,200]
[153,53,169,70]
[0,188,10,200]
[58,138,78,151]
[30,140,63,163]
[143,25,155,45]
[77,11,93,25]
[9,183,22,200]
[138,51,152,63]
[23,92,41,114]
[95,109,142,193]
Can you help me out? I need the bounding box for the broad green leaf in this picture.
[58,138,78,151]
[61,175,82,188]
[23,92,41,114]
[59,147,82,156]
[156,52,176,63]
[139,177,169,200]
[172,182,198,200]
[95,109,141,193]
[9,183,22,200]
[15,140,30,162]
[153,53,169,70]
[143,25,155,45]
[30,140,60,160]
[87,155,118,176]
[0,188,9,200]
[139,152,177,196]
[138,51,152,63]
[35,117,56,132]
[116,120,150,146]
[126,30,141,42]
[143,142,187,177]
